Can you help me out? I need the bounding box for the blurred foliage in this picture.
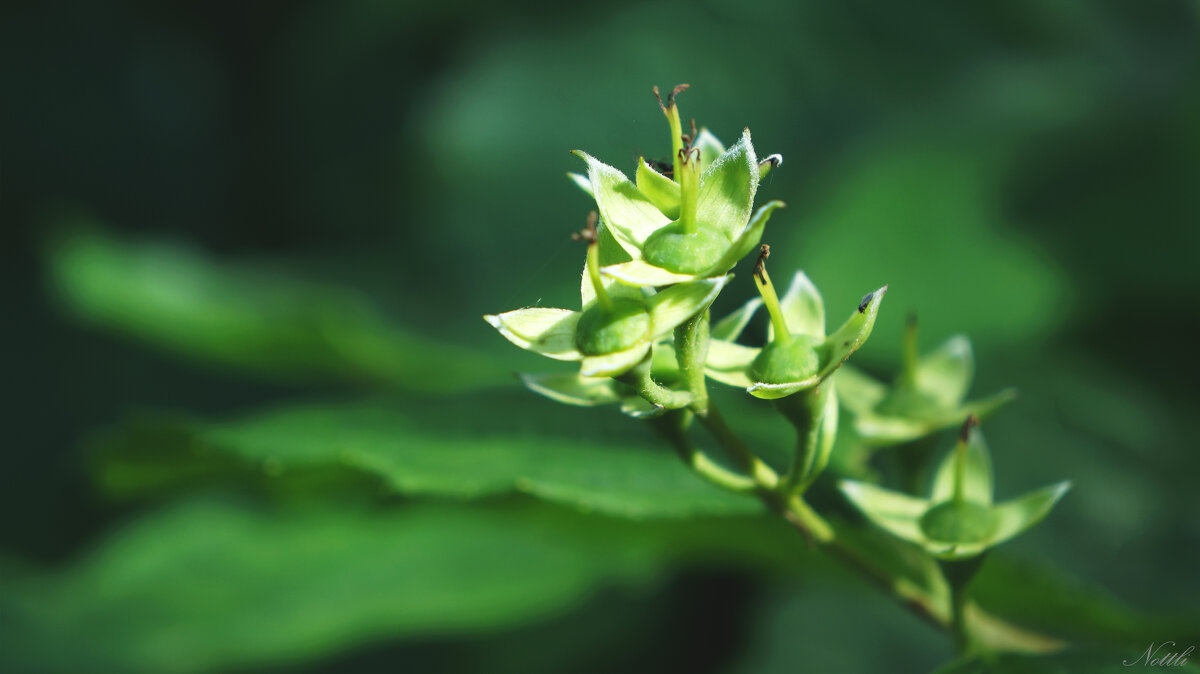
[3,0,1199,672]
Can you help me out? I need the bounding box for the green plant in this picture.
[487,85,1071,662]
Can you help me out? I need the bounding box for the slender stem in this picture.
[586,241,613,312]
[619,362,692,410]
[696,403,779,489]
[775,387,830,495]
[650,411,758,493]
[781,494,833,542]
[675,312,709,410]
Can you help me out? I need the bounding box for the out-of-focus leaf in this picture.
[970,555,1200,647]
[92,396,764,519]
[0,497,760,674]
[47,229,505,392]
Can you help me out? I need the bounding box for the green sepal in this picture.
[573,150,669,258]
[635,158,680,218]
[647,276,731,335]
[839,479,929,544]
[711,297,762,341]
[770,270,825,341]
[818,285,887,378]
[580,342,651,377]
[697,128,758,241]
[989,482,1072,547]
[566,172,593,198]
[930,426,994,506]
[519,372,621,407]
[700,200,785,277]
[692,128,725,169]
[601,260,699,287]
[484,308,582,361]
[916,335,973,409]
[704,340,759,388]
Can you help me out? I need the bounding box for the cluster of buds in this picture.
[484,85,1066,586]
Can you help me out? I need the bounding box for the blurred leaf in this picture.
[92,395,764,519]
[971,555,1200,647]
[0,498,671,674]
[47,228,506,392]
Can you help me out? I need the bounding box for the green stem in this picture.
[649,411,757,493]
[776,386,831,494]
[696,403,779,489]
[618,361,692,411]
[675,312,710,409]
[673,310,777,489]
[938,554,987,655]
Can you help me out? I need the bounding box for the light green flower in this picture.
[835,318,1016,447]
[705,253,887,400]
[567,84,784,287]
[840,419,1070,561]
[485,214,729,378]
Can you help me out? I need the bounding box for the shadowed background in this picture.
[2,1,1198,672]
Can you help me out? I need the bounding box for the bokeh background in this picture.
[3,1,1199,672]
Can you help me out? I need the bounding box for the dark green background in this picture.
[3,1,1198,672]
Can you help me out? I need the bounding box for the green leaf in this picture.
[772,270,826,341]
[579,342,650,378]
[930,428,995,506]
[697,128,758,240]
[519,372,622,407]
[711,297,762,341]
[47,229,506,392]
[0,499,663,674]
[484,308,582,361]
[573,150,670,257]
[647,276,729,334]
[838,480,928,546]
[635,158,680,218]
[989,482,1071,546]
[917,336,974,408]
[94,397,764,519]
[692,127,725,169]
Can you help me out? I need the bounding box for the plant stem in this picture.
[620,362,692,410]
[696,402,779,489]
[674,311,778,489]
[650,411,758,493]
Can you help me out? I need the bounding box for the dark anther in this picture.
[759,154,782,168]
[683,118,698,150]
[652,85,666,113]
[857,292,874,313]
[959,414,980,443]
[571,211,599,243]
[906,312,918,329]
[668,83,689,106]
[754,244,771,281]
